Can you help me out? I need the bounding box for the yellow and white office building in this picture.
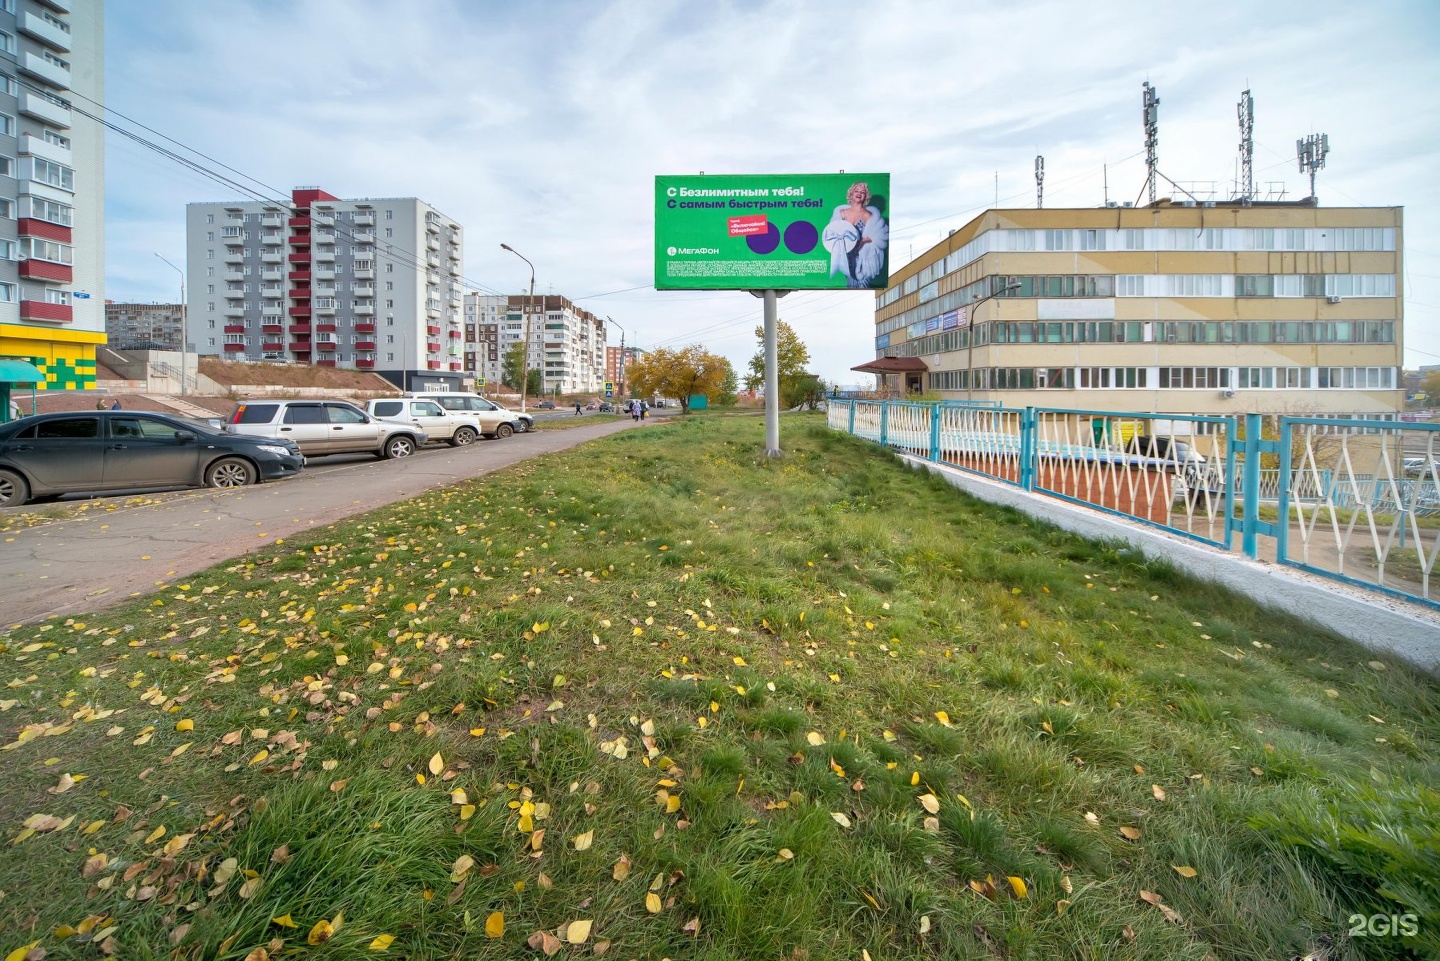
[866,200,1403,420]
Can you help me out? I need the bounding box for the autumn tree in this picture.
[625,346,729,413]
[744,320,819,408]
[502,342,542,396]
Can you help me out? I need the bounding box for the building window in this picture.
[1044,229,1071,251]
[385,299,394,308]
[42,130,70,149]
[44,289,70,306]
[206,214,215,224]
[0,31,14,55]
[385,281,394,291]
[20,237,72,264]
[0,199,11,219]
[42,51,69,70]
[0,282,14,303]
[0,114,13,137]
[385,209,393,219]
[384,228,393,238]
[0,157,10,178]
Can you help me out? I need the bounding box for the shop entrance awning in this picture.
[0,360,44,384]
[850,357,928,375]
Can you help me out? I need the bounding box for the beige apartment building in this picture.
[865,200,1403,420]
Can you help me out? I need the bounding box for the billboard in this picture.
[655,173,890,291]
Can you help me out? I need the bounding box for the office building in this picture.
[186,187,465,390]
[104,301,184,350]
[865,200,1404,418]
[0,0,104,389]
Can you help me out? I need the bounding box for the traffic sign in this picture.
[604,381,614,391]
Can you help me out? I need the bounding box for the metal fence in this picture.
[828,399,1440,610]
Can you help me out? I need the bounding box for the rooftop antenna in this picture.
[1141,81,1159,206]
[1238,89,1254,205]
[1297,132,1330,202]
[1035,155,1044,208]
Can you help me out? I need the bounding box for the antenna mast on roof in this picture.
[1142,82,1159,205]
[1237,89,1254,205]
[1035,155,1044,208]
[1297,132,1330,202]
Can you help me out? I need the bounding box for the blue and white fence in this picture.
[828,399,1440,610]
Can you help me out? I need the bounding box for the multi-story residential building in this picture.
[605,345,639,394]
[462,292,606,394]
[186,187,466,390]
[0,0,104,390]
[104,301,184,350]
[864,200,1404,419]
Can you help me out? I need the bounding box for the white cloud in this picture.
[105,0,1440,382]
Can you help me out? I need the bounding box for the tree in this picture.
[716,359,739,407]
[626,346,729,413]
[501,342,542,396]
[1420,370,1440,407]
[744,320,814,407]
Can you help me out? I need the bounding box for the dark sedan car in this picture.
[535,401,557,410]
[0,411,304,508]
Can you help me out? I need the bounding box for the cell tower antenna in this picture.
[1237,89,1254,205]
[1297,133,1330,202]
[1142,81,1160,206]
[1035,155,1044,208]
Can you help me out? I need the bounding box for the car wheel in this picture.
[514,419,530,433]
[206,457,257,489]
[384,435,417,459]
[0,468,30,508]
[451,426,478,447]
[495,423,514,439]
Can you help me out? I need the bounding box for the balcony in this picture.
[352,230,375,243]
[312,213,334,226]
[224,288,244,300]
[355,358,376,369]
[427,361,442,369]
[20,52,69,89]
[261,231,284,245]
[316,323,337,333]
[314,268,336,281]
[224,269,245,282]
[261,286,283,298]
[354,323,376,334]
[288,272,311,285]
[287,251,311,263]
[18,91,70,128]
[36,0,71,13]
[223,306,246,318]
[427,342,442,353]
[224,324,246,334]
[316,340,338,352]
[262,323,283,334]
[20,11,72,51]
[288,343,312,353]
[317,359,336,368]
[427,325,441,336]
[261,267,283,280]
[354,213,375,226]
[18,259,71,282]
[262,341,284,352]
[353,304,374,316]
[288,306,311,317]
[449,329,463,339]
[352,283,374,295]
[288,216,311,229]
[353,268,374,280]
[20,133,71,166]
[223,343,246,352]
[20,300,71,322]
[354,340,376,351]
[313,248,336,262]
[261,213,285,227]
[426,218,440,234]
[224,249,245,264]
[314,302,336,315]
[449,362,462,372]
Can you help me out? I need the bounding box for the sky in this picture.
[102,0,1440,386]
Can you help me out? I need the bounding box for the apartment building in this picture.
[186,187,466,390]
[867,200,1404,418]
[463,292,606,394]
[104,301,184,349]
[605,345,639,394]
[0,0,104,390]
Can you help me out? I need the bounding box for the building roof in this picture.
[851,357,928,374]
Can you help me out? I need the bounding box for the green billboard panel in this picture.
[655,173,890,291]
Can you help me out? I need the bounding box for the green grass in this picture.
[1,412,1437,960]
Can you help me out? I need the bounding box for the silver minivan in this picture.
[226,400,427,458]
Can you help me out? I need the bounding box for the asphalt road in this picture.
[0,417,645,627]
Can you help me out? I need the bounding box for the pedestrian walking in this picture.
[640,401,648,420]
[575,401,582,416]
[111,399,122,410]
[630,399,641,421]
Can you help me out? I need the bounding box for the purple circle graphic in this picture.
[784,220,819,254]
[747,223,781,255]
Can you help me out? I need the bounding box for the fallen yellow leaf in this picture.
[572,830,593,851]
[485,912,504,938]
[645,892,662,914]
[428,752,444,776]
[307,920,334,945]
[565,919,593,944]
[368,934,395,950]
[1172,865,1199,878]
[918,793,940,814]
[271,914,298,928]
[1007,876,1028,899]
[175,719,194,732]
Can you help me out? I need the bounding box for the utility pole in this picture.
[155,253,187,396]
[500,244,535,412]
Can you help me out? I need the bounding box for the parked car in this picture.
[0,410,303,508]
[399,393,521,439]
[225,399,426,458]
[1403,457,1440,476]
[365,398,490,446]
[535,401,557,410]
[598,402,616,413]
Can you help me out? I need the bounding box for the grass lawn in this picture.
[1,413,1436,960]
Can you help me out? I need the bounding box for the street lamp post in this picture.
[500,243,535,413]
[606,316,625,397]
[964,283,1021,402]
[155,253,187,397]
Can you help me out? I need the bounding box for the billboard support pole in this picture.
[755,288,788,458]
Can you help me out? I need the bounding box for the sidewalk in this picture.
[1,418,643,627]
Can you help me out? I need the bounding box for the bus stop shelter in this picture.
[0,359,44,423]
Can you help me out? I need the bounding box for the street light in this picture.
[155,253,187,397]
[606,316,626,397]
[964,282,1021,401]
[500,243,535,413]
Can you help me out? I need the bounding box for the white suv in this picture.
[226,399,427,459]
[366,398,495,446]
[400,393,521,439]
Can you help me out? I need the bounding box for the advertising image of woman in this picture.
[822,181,889,288]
